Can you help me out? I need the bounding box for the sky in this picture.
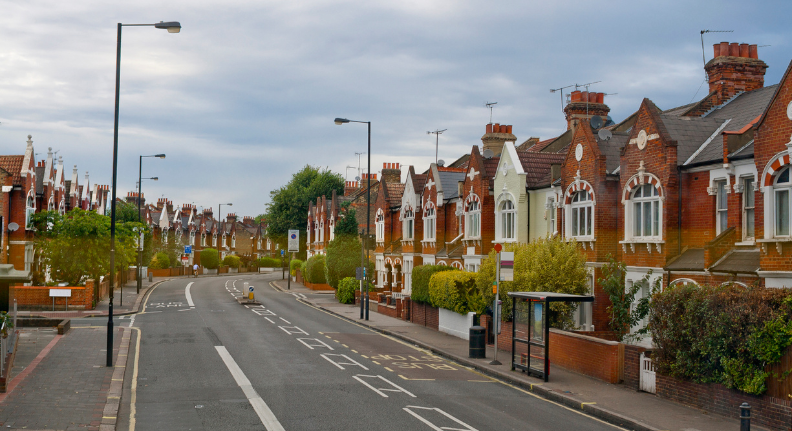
[1,0,791,218]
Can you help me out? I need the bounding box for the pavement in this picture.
[272,279,768,431]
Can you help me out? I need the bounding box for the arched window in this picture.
[201,233,207,246]
[212,234,217,247]
[162,229,168,244]
[403,207,414,240]
[423,203,436,241]
[774,167,791,236]
[58,199,65,216]
[48,197,55,211]
[498,199,516,241]
[631,184,660,239]
[375,210,385,241]
[329,216,335,241]
[465,198,481,238]
[231,234,236,248]
[25,192,35,229]
[571,190,593,238]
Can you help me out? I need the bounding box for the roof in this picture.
[0,155,24,186]
[412,174,427,192]
[437,170,466,200]
[385,183,405,207]
[507,291,594,302]
[664,248,705,271]
[599,132,630,174]
[525,137,556,153]
[659,115,725,165]
[483,157,500,190]
[35,166,44,194]
[517,151,565,189]
[710,250,760,274]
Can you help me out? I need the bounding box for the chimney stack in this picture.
[381,162,401,184]
[564,92,610,131]
[344,180,358,196]
[481,124,516,156]
[706,42,767,107]
[227,213,237,223]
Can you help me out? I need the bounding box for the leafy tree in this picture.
[265,165,344,259]
[201,248,219,269]
[324,235,361,289]
[334,207,359,237]
[149,252,171,269]
[412,265,457,305]
[599,256,660,342]
[115,200,142,223]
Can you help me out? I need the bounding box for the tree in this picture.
[334,207,359,237]
[599,256,660,342]
[265,166,344,259]
[201,248,219,269]
[324,235,361,289]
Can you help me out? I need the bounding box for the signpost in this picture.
[491,244,504,365]
[287,230,299,290]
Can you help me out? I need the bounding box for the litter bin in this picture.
[469,326,486,358]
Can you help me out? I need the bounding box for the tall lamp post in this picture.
[334,118,370,320]
[108,20,180,367]
[137,154,165,294]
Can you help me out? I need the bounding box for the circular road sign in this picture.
[494,243,502,252]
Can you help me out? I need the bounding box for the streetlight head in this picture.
[155,154,166,158]
[151,177,159,181]
[227,203,233,206]
[334,118,350,125]
[154,21,181,33]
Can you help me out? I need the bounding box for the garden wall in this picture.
[303,281,333,291]
[12,286,92,310]
[410,301,439,330]
[438,309,474,340]
[548,329,624,384]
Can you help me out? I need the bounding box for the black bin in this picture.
[469,326,486,358]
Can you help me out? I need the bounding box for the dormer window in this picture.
[774,167,791,237]
[571,190,593,238]
[403,207,414,240]
[631,184,660,239]
[465,197,481,239]
[376,210,385,242]
[423,203,436,241]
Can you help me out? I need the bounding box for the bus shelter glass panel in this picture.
[512,299,548,379]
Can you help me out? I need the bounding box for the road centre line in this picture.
[403,406,478,431]
[185,282,194,307]
[279,317,291,324]
[215,346,286,431]
[264,317,275,324]
[353,375,416,398]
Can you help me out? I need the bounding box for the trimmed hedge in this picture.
[411,265,457,304]
[258,257,282,268]
[223,255,241,269]
[337,277,357,304]
[290,259,303,276]
[200,248,219,269]
[325,236,361,289]
[149,251,171,269]
[304,255,326,284]
[428,270,479,314]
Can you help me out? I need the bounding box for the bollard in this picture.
[469,326,486,358]
[740,402,751,431]
[148,272,153,282]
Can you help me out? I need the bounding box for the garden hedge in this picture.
[428,270,479,314]
[304,255,326,284]
[200,248,219,269]
[411,265,457,304]
[258,257,282,268]
[223,255,241,269]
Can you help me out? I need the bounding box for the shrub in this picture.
[149,252,171,269]
[325,236,362,289]
[300,260,307,279]
[258,257,282,268]
[200,248,219,269]
[304,255,326,284]
[651,283,792,395]
[412,265,457,304]
[475,236,587,327]
[599,256,661,342]
[428,270,480,314]
[337,277,358,304]
[290,259,303,276]
[223,255,241,268]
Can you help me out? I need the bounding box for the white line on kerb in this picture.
[215,346,285,431]
[185,282,195,307]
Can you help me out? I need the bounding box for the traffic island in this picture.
[235,296,261,306]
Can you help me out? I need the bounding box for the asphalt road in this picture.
[109,274,621,431]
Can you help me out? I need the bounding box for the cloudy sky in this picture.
[1,0,790,217]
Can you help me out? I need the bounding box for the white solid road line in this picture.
[215,346,286,431]
[185,282,195,307]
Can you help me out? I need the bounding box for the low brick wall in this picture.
[623,344,648,391]
[303,281,334,291]
[12,286,92,310]
[410,301,439,330]
[656,374,792,430]
[548,329,624,384]
[148,267,186,277]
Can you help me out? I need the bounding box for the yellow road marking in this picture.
[399,375,435,381]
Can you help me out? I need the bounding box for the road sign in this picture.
[288,230,299,252]
[184,245,192,254]
[280,249,285,256]
[181,256,188,262]
[500,251,514,282]
[356,267,364,280]
[249,286,254,292]
[494,243,502,252]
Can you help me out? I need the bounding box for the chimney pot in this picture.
[581,91,588,103]
[506,125,513,134]
[570,90,581,102]
[739,43,749,58]
[720,42,729,57]
[486,123,492,133]
[597,92,604,104]
[713,43,721,57]
[749,44,758,59]
[729,42,739,57]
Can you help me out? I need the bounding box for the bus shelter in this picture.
[507,291,594,382]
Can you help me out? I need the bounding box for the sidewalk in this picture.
[273,280,761,431]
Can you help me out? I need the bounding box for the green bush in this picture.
[304,255,326,284]
[337,277,359,304]
[149,252,171,269]
[300,261,307,278]
[200,248,219,269]
[223,255,241,268]
[428,270,480,314]
[325,236,362,289]
[475,236,588,327]
[290,259,303,276]
[258,257,282,268]
[412,265,457,304]
[651,283,792,395]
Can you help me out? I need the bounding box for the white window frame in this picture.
[570,190,593,239]
[715,179,729,235]
[497,198,516,242]
[162,229,168,244]
[403,206,414,240]
[465,196,481,239]
[423,203,436,241]
[190,231,195,245]
[375,209,385,242]
[631,184,661,240]
[319,220,324,243]
[201,233,207,247]
[547,196,557,235]
[231,234,236,248]
[212,234,217,247]
[742,176,755,241]
[48,196,55,211]
[774,167,791,237]
[25,192,35,230]
[329,216,335,241]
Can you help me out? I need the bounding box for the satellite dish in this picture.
[598,129,612,141]
[590,115,603,130]
[7,222,19,232]
[354,176,360,181]
[437,159,446,167]
[482,149,495,159]
[604,116,615,127]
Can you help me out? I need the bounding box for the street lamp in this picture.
[334,117,370,320]
[137,154,164,295]
[108,21,180,367]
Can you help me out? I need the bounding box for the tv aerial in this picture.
[550,84,574,113]
[485,102,498,124]
[427,129,447,164]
